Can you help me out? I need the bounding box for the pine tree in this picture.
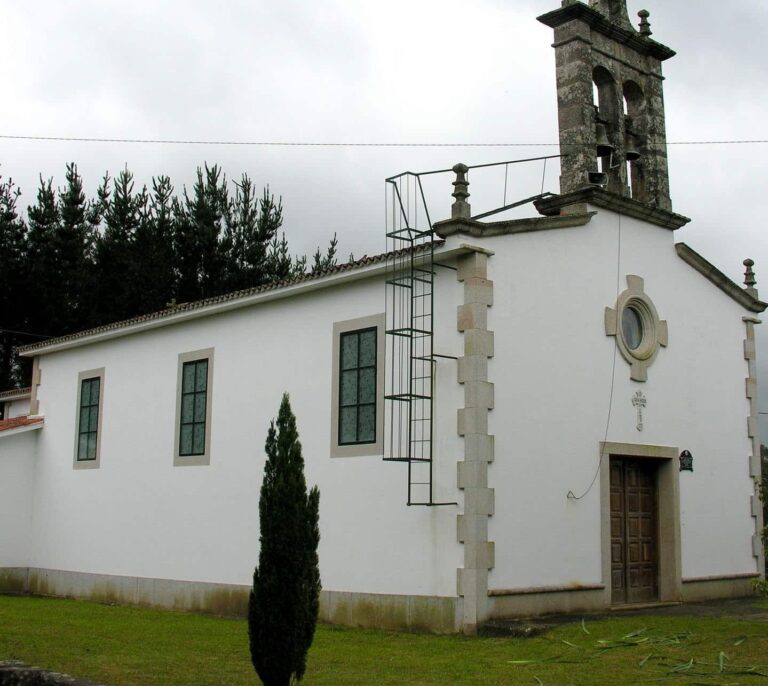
[25,176,61,339]
[249,394,320,686]
[310,233,338,274]
[0,174,29,389]
[133,175,177,313]
[176,164,231,302]
[93,168,144,323]
[224,181,285,292]
[55,163,96,332]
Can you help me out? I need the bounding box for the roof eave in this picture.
[18,243,477,357]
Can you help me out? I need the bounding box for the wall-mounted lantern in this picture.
[679,450,693,472]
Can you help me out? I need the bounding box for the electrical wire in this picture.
[0,135,767,147]
[567,212,622,501]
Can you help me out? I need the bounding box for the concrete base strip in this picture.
[0,567,459,634]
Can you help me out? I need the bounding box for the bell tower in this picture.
[538,0,676,211]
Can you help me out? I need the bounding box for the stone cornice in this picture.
[676,243,767,313]
[537,3,675,61]
[433,212,594,239]
[534,187,690,230]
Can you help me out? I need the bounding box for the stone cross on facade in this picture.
[632,390,646,431]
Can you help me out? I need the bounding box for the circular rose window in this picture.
[605,275,668,382]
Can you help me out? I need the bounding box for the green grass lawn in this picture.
[1,595,767,685]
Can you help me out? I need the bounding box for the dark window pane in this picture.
[180,424,193,455]
[622,306,643,350]
[359,330,376,367]
[88,406,99,433]
[195,361,208,392]
[181,395,194,423]
[192,424,206,454]
[359,368,376,404]
[182,363,195,392]
[358,405,376,442]
[86,433,97,460]
[339,406,357,444]
[90,378,100,406]
[77,434,89,461]
[340,370,358,407]
[79,407,90,433]
[194,393,207,423]
[341,334,358,370]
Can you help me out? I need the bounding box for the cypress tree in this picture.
[249,393,320,686]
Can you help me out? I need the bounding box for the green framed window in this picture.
[178,359,209,456]
[74,367,105,469]
[77,377,101,461]
[338,327,377,445]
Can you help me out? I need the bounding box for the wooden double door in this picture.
[610,457,659,604]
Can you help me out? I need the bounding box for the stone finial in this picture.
[638,9,652,36]
[744,258,758,297]
[451,163,471,220]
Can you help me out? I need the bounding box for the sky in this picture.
[3,0,768,423]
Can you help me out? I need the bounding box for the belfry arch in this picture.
[538,0,675,211]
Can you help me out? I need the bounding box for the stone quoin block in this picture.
[463,541,495,570]
[457,252,488,282]
[458,356,488,384]
[457,303,488,332]
[464,329,494,358]
[463,277,494,307]
[457,567,489,601]
[464,381,495,411]
[463,486,495,516]
[457,513,489,544]
[464,433,495,463]
[458,461,489,490]
[458,407,489,436]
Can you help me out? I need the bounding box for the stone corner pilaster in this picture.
[455,250,495,634]
[743,318,765,577]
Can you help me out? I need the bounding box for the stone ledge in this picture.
[537,3,676,61]
[434,212,594,239]
[535,187,690,230]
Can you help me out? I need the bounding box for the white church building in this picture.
[1,0,765,634]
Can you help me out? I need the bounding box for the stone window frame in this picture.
[173,348,214,466]
[73,368,105,470]
[330,313,385,458]
[605,275,668,381]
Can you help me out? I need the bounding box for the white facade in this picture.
[0,206,764,632]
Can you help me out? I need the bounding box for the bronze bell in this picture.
[595,122,614,157]
[625,132,641,162]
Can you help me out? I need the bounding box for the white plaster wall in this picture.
[6,398,31,418]
[28,272,462,598]
[0,431,37,566]
[477,207,757,590]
